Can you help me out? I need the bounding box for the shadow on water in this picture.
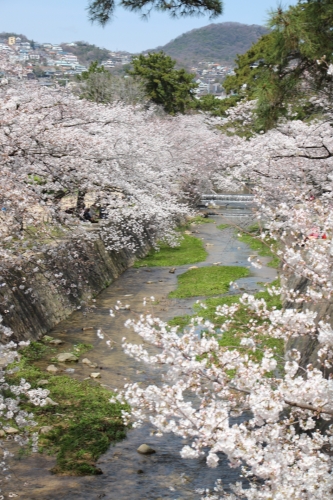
[5,211,276,499]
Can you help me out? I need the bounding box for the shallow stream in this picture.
[6,212,276,500]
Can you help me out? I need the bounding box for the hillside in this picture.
[149,22,268,67]
[60,41,111,65]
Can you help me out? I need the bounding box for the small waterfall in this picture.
[199,193,255,218]
[201,194,254,203]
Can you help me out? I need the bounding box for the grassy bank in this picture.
[169,280,284,368]
[5,341,127,475]
[237,224,280,268]
[134,233,207,267]
[169,265,250,299]
[134,215,215,268]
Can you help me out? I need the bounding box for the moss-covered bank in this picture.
[5,340,127,476]
[169,280,284,369]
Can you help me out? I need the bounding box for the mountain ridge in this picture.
[146,22,268,68]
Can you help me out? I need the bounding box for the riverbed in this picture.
[5,212,276,500]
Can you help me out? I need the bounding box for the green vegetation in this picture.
[169,279,284,368]
[27,174,47,185]
[237,224,280,268]
[190,94,243,117]
[182,215,215,229]
[223,1,333,130]
[188,215,215,225]
[151,23,267,69]
[62,41,110,65]
[129,52,197,114]
[19,341,56,361]
[5,341,127,476]
[134,233,207,267]
[169,265,249,298]
[76,61,147,106]
[217,223,229,230]
[87,0,223,27]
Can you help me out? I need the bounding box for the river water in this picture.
[5,212,276,500]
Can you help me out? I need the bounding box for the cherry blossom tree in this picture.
[115,100,333,498]
[2,58,333,499]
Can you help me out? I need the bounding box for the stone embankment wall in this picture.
[0,235,151,341]
[283,273,333,370]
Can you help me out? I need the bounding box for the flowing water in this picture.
[5,211,276,500]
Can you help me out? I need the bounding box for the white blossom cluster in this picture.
[0,316,48,496]
[115,100,333,498]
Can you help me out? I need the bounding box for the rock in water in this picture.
[137,444,156,455]
[90,372,101,379]
[56,353,78,362]
[169,268,176,274]
[46,364,58,374]
[49,339,64,345]
[82,358,98,368]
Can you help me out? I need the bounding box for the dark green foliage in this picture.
[129,52,197,114]
[87,0,223,26]
[190,94,242,116]
[224,1,333,130]
[77,61,110,80]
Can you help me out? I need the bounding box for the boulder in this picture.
[0,430,6,437]
[37,379,49,386]
[82,358,98,368]
[49,339,64,345]
[90,372,101,379]
[45,397,58,406]
[39,426,54,435]
[169,268,176,274]
[46,364,58,374]
[5,427,19,435]
[137,444,156,455]
[56,353,78,363]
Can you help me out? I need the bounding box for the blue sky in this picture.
[1,0,297,52]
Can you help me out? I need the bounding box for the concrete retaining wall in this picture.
[0,234,151,341]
